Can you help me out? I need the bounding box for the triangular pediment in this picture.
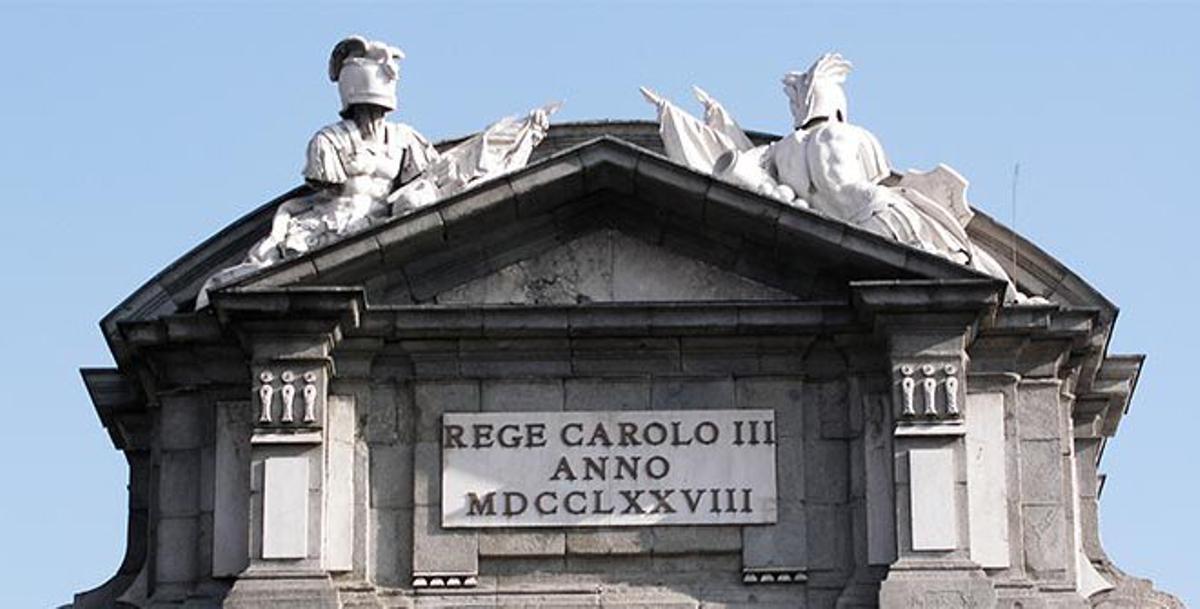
[431,229,791,305]
[233,136,985,305]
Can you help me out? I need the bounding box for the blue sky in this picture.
[0,1,1196,606]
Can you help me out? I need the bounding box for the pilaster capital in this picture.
[850,279,1003,349]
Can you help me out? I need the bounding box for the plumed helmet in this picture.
[782,53,853,129]
[329,36,405,115]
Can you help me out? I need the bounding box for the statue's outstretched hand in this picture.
[692,86,718,113]
[639,86,666,108]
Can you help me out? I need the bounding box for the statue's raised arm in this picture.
[639,86,750,173]
[640,85,796,203]
[643,51,1044,304]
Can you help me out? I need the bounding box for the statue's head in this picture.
[783,53,853,130]
[329,36,405,117]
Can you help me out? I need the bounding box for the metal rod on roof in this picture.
[1011,163,1020,275]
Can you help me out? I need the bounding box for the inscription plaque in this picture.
[442,409,777,527]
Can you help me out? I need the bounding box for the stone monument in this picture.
[72,40,1182,608]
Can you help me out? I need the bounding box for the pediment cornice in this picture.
[232,136,985,298]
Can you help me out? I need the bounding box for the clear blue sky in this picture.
[0,2,1195,606]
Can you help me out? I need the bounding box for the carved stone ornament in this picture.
[642,53,1047,305]
[302,371,318,424]
[257,370,275,424]
[195,36,562,309]
[943,364,960,416]
[921,365,938,417]
[899,365,917,417]
[254,368,321,428]
[279,371,296,423]
[896,363,962,421]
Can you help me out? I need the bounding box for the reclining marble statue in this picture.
[197,36,558,308]
[642,53,1040,304]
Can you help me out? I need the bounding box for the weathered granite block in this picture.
[414,380,480,441]
[811,379,852,439]
[742,499,807,569]
[680,336,762,374]
[564,377,650,411]
[1023,504,1068,577]
[758,338,809,374]
[650,553,741,574]
[214,402,251,577]
[156,516,198,585]
[369,443,413,509]
[1020,440,1064,503]
[805,438,849,504]
[807,503,850,571]
[734,377,804,438]
[412,504,478,575]
[365,382,400,445]
[412,442,439,507]
[368,507,411,587]
[199,444,215,512]
[195,511,214,584]
[571,337,681,375]
[651,376,735,410]
[482,379,565,412]
[651,525,741,554]
[776,434,806,503]
[609,229,786,302]
[159,450,201,517]
[479,530,567,557]
[458,339,572,377]
[439,228,610,306]
[160,393,205,451]
[564,553,654,575]
[1018,381,1063,440]
[565,528,654,555]
[879,574,998,609]
[482,556,566,578]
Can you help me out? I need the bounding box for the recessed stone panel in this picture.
[262,456,309,559]
[908,448,957,551]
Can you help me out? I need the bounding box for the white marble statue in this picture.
[642,53,1041,304]
[196,36,558,308]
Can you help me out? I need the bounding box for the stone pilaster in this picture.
[211,289,364,607]
[852,279,1002,608]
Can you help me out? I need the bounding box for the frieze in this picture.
[896,363,963,422]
